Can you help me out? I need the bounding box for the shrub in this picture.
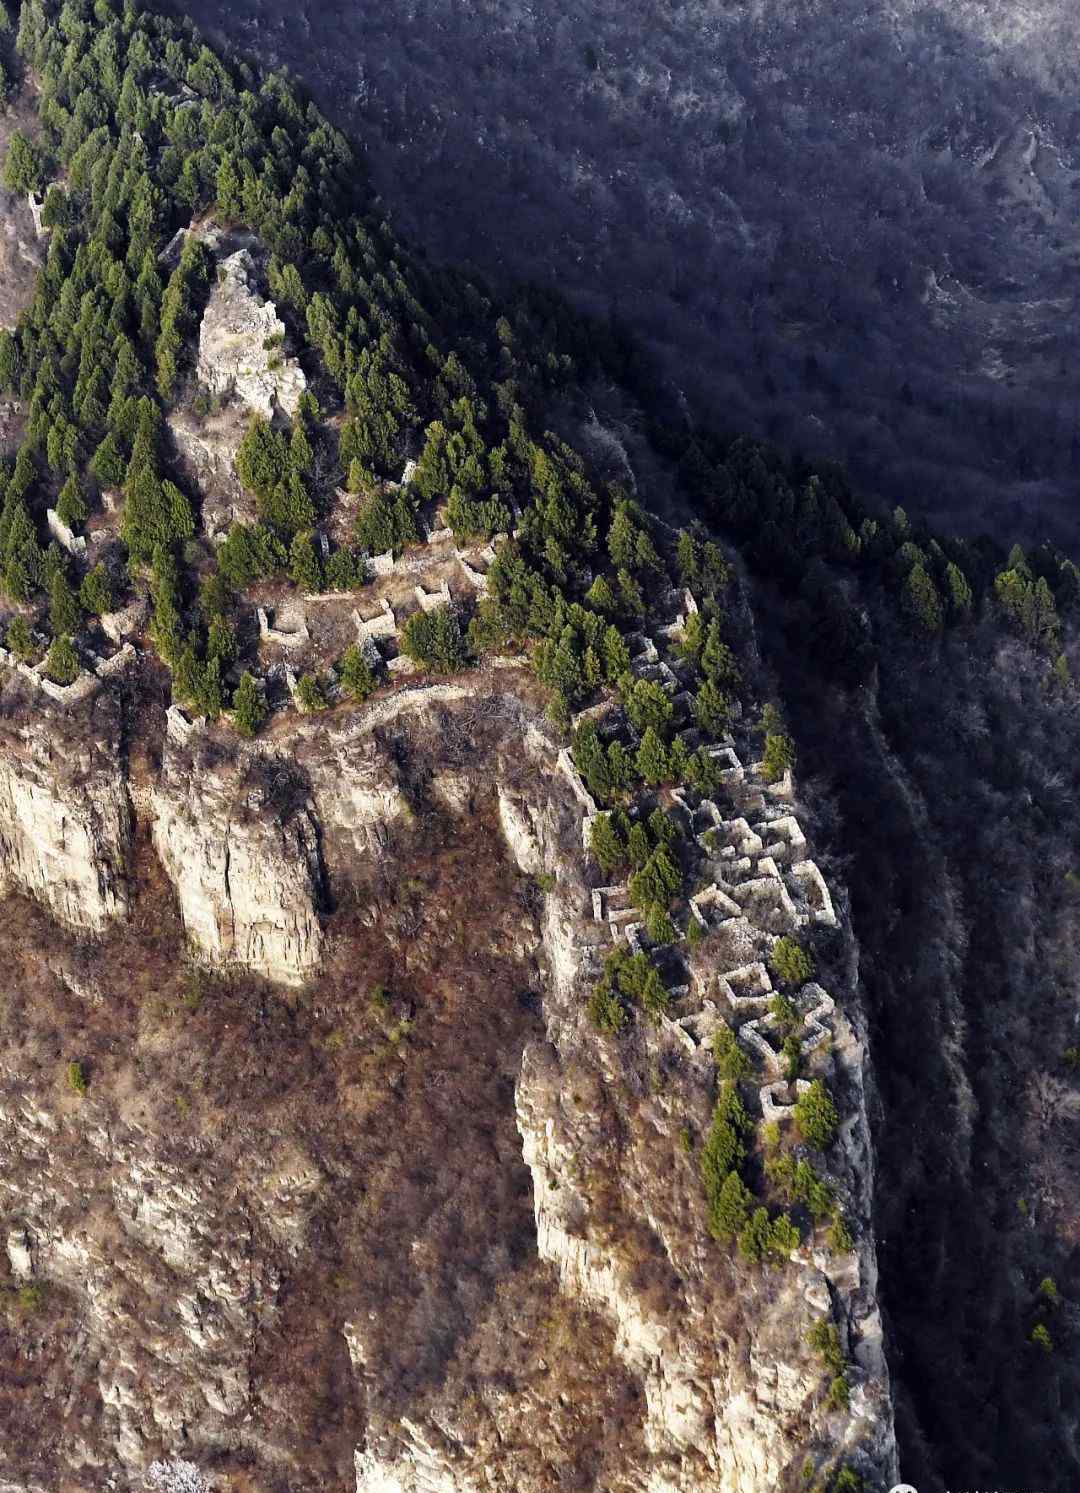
[807,1318,846,1376]
[1038,1276,1060,1308]
[826,1375,851,1411]
[66,1059,88,1096]
[828,1216,854,1253]
[770,990,799,1029]
[831,1470,863,1493]
[1031,1323,1053,1354]
[770,936,814,986]
[16,1282,45,1312]
[794,1080,840,1151]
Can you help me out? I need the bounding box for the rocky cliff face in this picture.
[0,668,895,1492]
[0,683,130,933]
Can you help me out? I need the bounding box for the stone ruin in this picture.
[26,192,49,241]
[258,605,310,651]
[197,250,306,419]
[46,508,86,557]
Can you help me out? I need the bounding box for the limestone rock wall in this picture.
[0,689,130,933]
[150,716,327,987]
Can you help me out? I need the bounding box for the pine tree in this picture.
[79,564,113,616]
[713,1023,751,1081]
[646,903,676,946]
[737,1207,774,1264]
[585,574,617,614]
[339,643,378,702]
[603,625,630,681]
[289,529,324,593]
[207,615,237,670]
[708,1170,752,1243]
[905,562,944,633]
[769,936,814,986]
[636,725,670,785]
[627,821,651,869]
[6,615,34,661]
[694,679,731,735]
[606,739,634,794]
[639,960,670,1019]
[794,1080,839,1151]
[762,731,795,784]
[45,633,79,685]
[296,673,328,712]
[4,131,44,194]
[195,657,222,719]
[588,811,625,874]
[232,671,266,737]
[676,529,699,584]
[945,561,973,619]
[49,570,80,637]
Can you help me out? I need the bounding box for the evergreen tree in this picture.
[4,130,44,194]
[339,643,378,702]
[794,1080,839,1151]
[45,633,79,685]
[945,561,973,619]
[232,671,266,737]
[636,725,669,785]
[769,936,814,986]
[207,615,236,670]
[585,574,617,613]
[905,562,944,633]
[645,903,676,946]
[713,1023,752,1081]
[79,563,113,617]
[55,474,88,531]
[296,672,328,712]
[694,679,731,735]
[588,812,625,874]
[627,821,651,869]
[709,1170,752,1243]
[762,730,795,784]
[603,625,630,681]
[289,529,324,592]
[676,529,700,584]
[49,569,80,636]
[6,614,34,661]
[737,1207,774,1264]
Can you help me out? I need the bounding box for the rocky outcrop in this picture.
[150,712,327,986]
[0,667,896,1492]
[196,249,306,419]
[0,684,129,932]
